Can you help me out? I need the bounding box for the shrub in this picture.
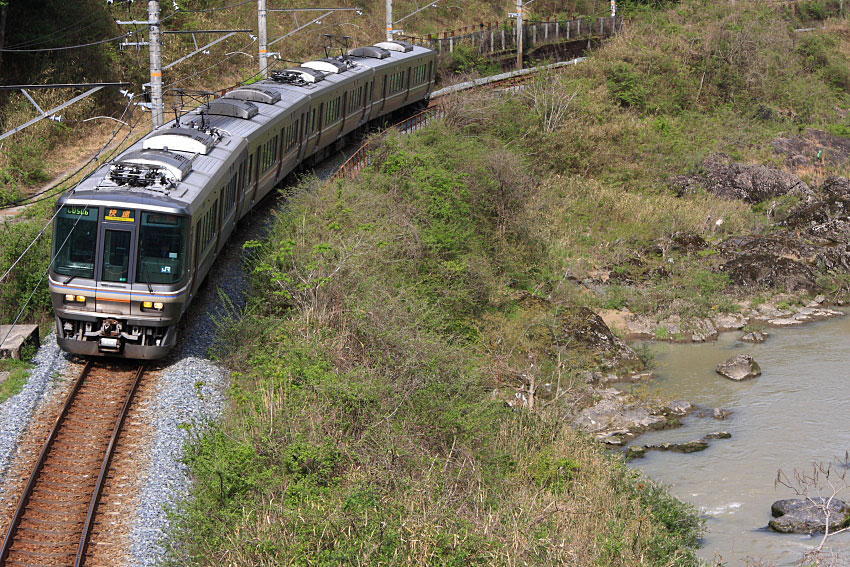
[606,61,647,109]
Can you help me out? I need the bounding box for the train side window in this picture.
[324,97,340,124]
[309,108,317,134]
[247,154,254,185]
[194,224,201,268]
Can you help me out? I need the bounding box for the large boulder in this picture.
[720,254,817,292]
[784,194,850,243]
[702,154,812,203]
[819,176,850,198]
[771,129,850,168]
[718,235,818,262]
[716,354,761,381]
[769,498,850,534]
[557,307,642,372]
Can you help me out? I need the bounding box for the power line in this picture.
[0,83,129,90]
[0,12,179,53]
[173,0,256,13]
[0,203,93,350]
[162,36,258,89]
[0,33,134,52]
[6,12,105,49]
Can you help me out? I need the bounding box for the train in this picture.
[48,40,437,359]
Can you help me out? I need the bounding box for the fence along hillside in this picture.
[400,15,622,55]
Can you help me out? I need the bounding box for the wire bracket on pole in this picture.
[19,90,45,115]
[0,84,128,142]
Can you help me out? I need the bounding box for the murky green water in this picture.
[623,314,850,566]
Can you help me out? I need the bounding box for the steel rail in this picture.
[75,363,145,566]
[0,359,94,565]
[0,359,146,567]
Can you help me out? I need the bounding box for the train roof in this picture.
[61,43,434,216]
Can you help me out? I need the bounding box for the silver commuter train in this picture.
[48,41,436,359]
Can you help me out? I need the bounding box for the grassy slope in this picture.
[170,124,702,566]
[170,1,850,564]
[0,359,31,404]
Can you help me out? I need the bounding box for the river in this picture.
[621,313,850,566]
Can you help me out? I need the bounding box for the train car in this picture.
[48,41,436,359]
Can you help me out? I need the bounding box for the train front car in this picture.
[49,183,191,359]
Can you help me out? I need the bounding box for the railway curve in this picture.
[0,360,145,567]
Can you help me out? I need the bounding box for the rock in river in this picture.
[769,498,850,534]
[716,354,761,381]
[741,331,768,343]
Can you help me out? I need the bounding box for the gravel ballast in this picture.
[0,335,69,500]
[129,199,269,565]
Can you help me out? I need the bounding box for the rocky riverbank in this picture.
[556,149,850,453]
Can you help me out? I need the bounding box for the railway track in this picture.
[0,360,145,567]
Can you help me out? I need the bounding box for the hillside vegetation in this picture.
[169,1,850,564]
[168,1,850,565]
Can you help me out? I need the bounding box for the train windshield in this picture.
[136,213,186,285]
[53,206,99,279]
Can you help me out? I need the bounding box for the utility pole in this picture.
[611,0,616,17]
[386,0,393,41]
[515,0,523,70]
[258,0,269,77]
[148,0,164,129]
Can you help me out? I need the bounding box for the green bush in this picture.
[606,61,647,109]
[0,218,53,325]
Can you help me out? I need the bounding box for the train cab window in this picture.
[102,229,131,283]
[136,213,186,285]
[53,206,99,280]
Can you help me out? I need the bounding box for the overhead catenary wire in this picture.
[172,0,256,13]
[161,35,259,90]
[0,100,136,210]
[3,103,144,210]
[0,203,92,351]
[0,101,138,288]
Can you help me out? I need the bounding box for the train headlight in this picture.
[153,302,164,310]
[142,301,153,308]
[142,301,164,311]
[75,295,86,303]
[64,294,86,304]
[64,294,75,302]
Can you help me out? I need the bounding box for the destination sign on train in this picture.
[105,208,135,222]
